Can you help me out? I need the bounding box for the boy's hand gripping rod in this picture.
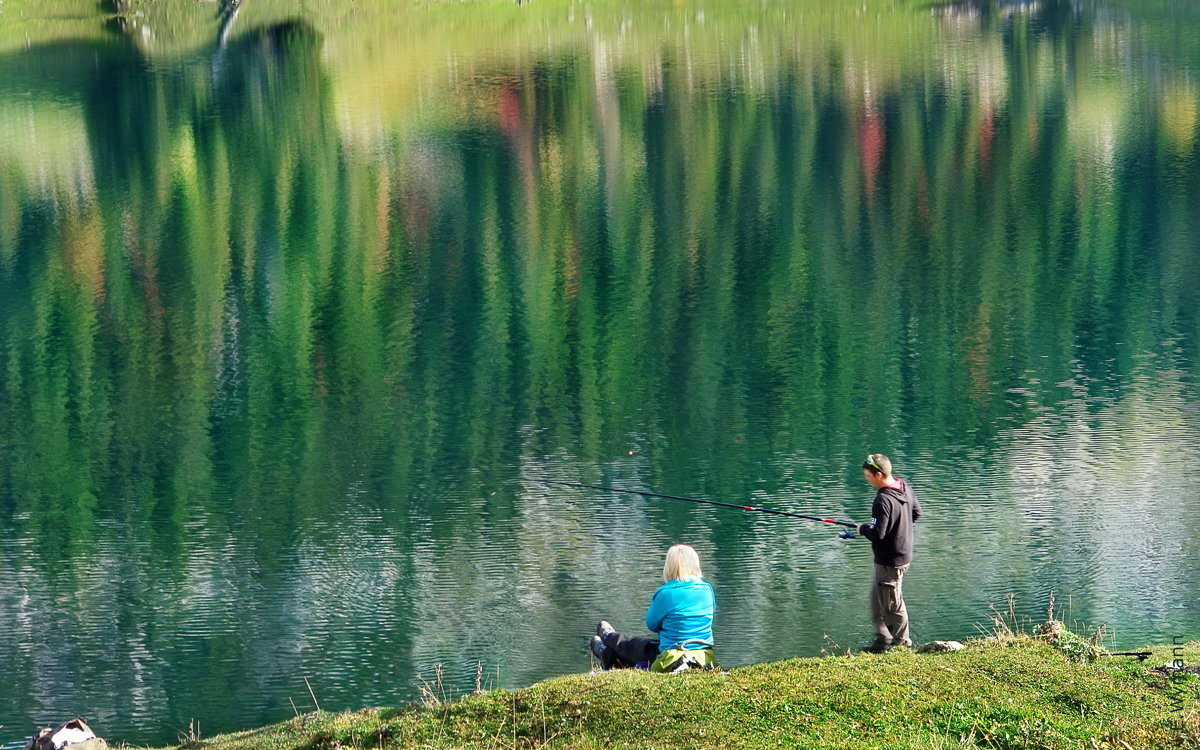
[531,479,860,538]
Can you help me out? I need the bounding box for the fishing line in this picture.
[530,478,859,537]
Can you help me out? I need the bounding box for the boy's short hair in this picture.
[863,453,892,476]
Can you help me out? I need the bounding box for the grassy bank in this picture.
[154,636,1199,750]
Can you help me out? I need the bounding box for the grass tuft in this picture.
[975,592,1112,663]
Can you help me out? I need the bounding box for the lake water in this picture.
[1,0,1198,746]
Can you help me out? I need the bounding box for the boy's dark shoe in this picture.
[862,636,891,653]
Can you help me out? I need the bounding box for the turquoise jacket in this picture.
[644,578,715,650]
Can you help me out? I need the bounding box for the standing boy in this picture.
[857,453,922,652]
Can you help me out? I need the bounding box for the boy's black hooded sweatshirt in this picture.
[860,479,922,566]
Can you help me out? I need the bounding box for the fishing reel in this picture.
[838,530,857,540]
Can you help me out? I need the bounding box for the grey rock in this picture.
[918,640,965,653]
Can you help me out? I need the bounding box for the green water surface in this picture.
[0,0,1198,745]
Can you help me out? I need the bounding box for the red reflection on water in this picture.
[859,103,884,200]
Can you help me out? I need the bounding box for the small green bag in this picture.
[651,643,718,673]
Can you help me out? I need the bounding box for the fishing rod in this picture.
[1103,651,1153,662]
[532,479,860,538]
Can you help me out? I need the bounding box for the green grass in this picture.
[151,637,1200,750]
